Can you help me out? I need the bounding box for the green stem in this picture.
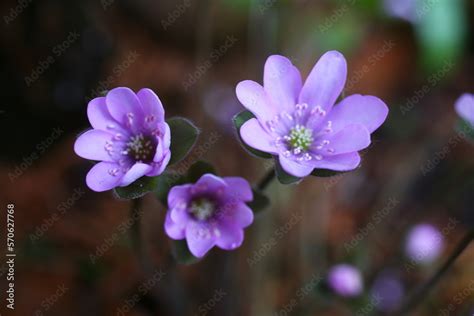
[397,230,474,315]
[130,198,145,268]
[257,169,276,191]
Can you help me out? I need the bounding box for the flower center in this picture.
[189,198,216,221]
[125,133,156,163]
[287,125,313,152]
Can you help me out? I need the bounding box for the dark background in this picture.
[0,0,473,315]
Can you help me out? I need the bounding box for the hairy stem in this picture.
[397,230,474,315]
[130,197,146,268]
[257,168,276,191]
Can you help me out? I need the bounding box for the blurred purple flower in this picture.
[455,93,474,126]
[383,0,418,23]
[203,83,242,134]
[236,52,388,177]
[164,174,254,258]
[327,264,363,297]
[405,224,444,264]
[74,87,171,192]
[370,271,404,312]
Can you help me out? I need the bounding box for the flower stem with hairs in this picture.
[398,229,474,315]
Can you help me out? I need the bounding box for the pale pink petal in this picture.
[164,212,186,240]
[74,130,117,162]
[264,55,302,112]
[240,118,278,154]
[106,87,144,128]
[299,51,347,112]
[215,223,244,250]
[185,222,216,258]
[279,156,313,177]
[120,163,153,187]
[223,177,253,202]
[86,161,124,192]
[236,80,278,122]
[327,95,389,133]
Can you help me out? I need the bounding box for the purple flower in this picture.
[383,0,419,23]
[405,224,444,264]
[203,83,242,134]
[327,264,363,297]
[370,271,404,312]
[455,93,474,126]
[236,52,388,178]
[164,174,254,258]
[74,87,171,192]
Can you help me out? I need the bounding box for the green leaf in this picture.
[416,0,466,71]
[170,239,200,265]
[233,110,254,129]
[187,161,216,183]
[113,176,162,200]
[232,111,272,159]
[311,169,346,178]
[247,189,270,213]
[275,160,301,185]
[155,172,187,205]
[168,117,200,165]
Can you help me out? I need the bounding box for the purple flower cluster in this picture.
[164,174,254,258]
[74,51,391,259]
[237,52,388,177]
[74,87,171,192]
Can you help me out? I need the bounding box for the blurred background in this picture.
[0,0,473,315]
